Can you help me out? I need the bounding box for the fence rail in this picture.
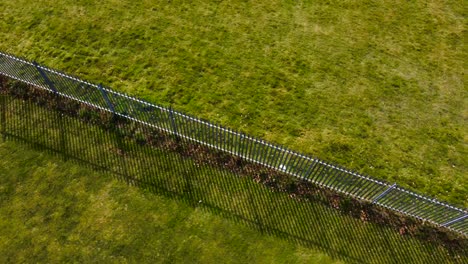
[0,51,466,236]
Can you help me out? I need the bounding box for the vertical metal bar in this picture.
[275,147,288,171]
[332,169,353,192]
[415,200,442,220]
[264,142,275,168]
[286,152,302,176]
[184,114,193,142]
[263,142,275,168]
[313,163,330,185]
[384,188,410,212]
[282,151,295,174]
[231,128,237,154]
[224,127,230,153]
[430,206,456,223]
[44,69,71,97]
[390,190,417,212]
[194,117,203,145]
[232,128,239,156]
[174,112,187,142]
[160,107,171,133]
[356,178,383,200]
[204,120,211,147]
[385,188,407,212]
[277,147,289,172]
[168,106,179,141]
[323,167,343,188]
[147,105,159,127]
[211,122,218,149]
[181,113,191,141]
[205,121,213,148]
[330,165,349,189]
[179,115,192,142]
[238,130,246,157]
[238,133,245,159]
[294,156,309,179]
[268,143,282,171]
[401,202,423,219]
[212,123,219,148]
[194,117,202,145]
[256,140,266,166]
[313,163,329,183]
[211,123,218,149]
[249,137,257,161]
[201,120,208,148]
[48,71,72,97]
[262,142,274,166]
[390,192,415,213]
[303,159,318,179]
[97,84,115,114]
[298,159,314,180]
[347,174,370,196]
[405,198,435,218]
[251,137,261,163]
[193,117,201,144]
[246,135,255,162]
[225,127,231,153]
[235,130,243,157]
[260,142,272,167]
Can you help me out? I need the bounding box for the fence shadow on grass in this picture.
[1,94,466,264]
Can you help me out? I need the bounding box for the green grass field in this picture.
[0,0,465,206]
[0,0,466,262]
[1,95,463,263]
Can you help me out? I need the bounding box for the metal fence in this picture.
[0,51,466,236]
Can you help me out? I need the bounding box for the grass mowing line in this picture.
[1,93,466,263]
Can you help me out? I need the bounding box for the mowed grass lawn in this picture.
[1,0,465,206]
[0,1,466,205]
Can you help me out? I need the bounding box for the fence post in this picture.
[441,214,468,228]
[33,61,58,94]
[97,84,115,115]
[168,106,180,142]
[372,183,396,204]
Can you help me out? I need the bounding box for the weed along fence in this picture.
[0,51,467,240]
